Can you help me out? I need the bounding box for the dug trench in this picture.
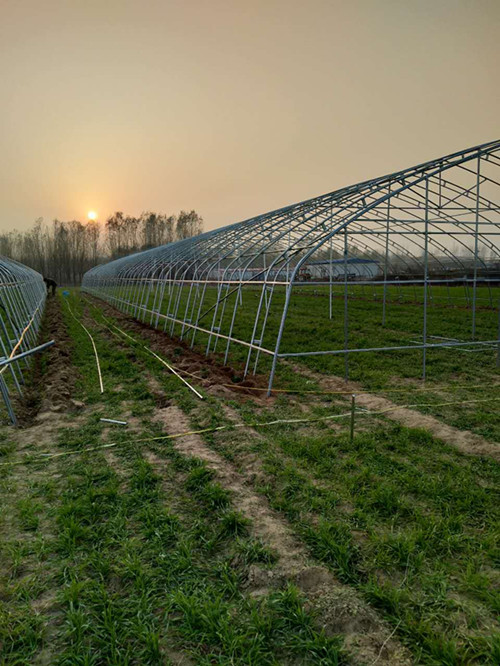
[82,293,273,404]
[13,295,82,429]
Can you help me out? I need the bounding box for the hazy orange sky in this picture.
[1,0,498,233]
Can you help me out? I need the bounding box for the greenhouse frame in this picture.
[83,140,500,394]
[0,258,48,423]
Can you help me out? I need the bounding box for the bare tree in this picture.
[1,208,203,285]
[176,210,203,240]
[141,212,176,249]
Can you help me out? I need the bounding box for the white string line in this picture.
[65,300,104,394]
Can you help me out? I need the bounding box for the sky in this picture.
[0,0,498,233]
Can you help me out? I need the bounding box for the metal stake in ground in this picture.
[350,393,356,443]
[497,298,500,369]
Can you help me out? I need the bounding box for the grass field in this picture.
[0,289,498,664]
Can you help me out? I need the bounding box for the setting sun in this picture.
[87,210,97,221]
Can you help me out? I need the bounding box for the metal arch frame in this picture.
[265,143,500,388]
[82,140,500,394]
[0,257,48,424]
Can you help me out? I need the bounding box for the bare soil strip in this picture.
[83,295,271,403]
[292,365,500,461]
[153,404,411,665]
[15,296,79,426]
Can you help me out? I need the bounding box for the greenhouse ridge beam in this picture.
[82,140,500,393]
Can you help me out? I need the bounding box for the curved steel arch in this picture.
[83,140,500,392]
[0,257,47,423]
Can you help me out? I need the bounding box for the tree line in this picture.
[0,210,203,286]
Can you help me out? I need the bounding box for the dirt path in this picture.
[14,296,79,425]
[292,365,500,461]
[152,403,410,665]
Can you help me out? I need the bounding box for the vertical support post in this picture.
[253,284,275,375]
[422,178,429,381]
[224,283,242,364]
[329,237,333,319]
[244,279,268,377]
[155,279,167,328]
[350,394,355,443]
[190,282,208,348]
[266,277,295,397]
[472,155,481,340]
[343,227,349,382]
[382,183,390,326]
[464,275,470,307]
[497,298,500,369]
[0,375,16,425]
[0,314,22,392]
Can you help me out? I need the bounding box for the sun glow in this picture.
[87,210,97,221]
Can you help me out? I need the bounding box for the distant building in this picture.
[207,266,278,281]
[304,258,381,280]
[206,258,381,282]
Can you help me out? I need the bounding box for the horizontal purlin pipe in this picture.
[108,277,500,287]
[0,340,55,366]
[279,339,499,357]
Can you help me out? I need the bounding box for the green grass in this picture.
[2,288,499,664]
[80,287,500,663]
[0,291,348,665]
[195,393,500,664]
[46,450,344,665]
